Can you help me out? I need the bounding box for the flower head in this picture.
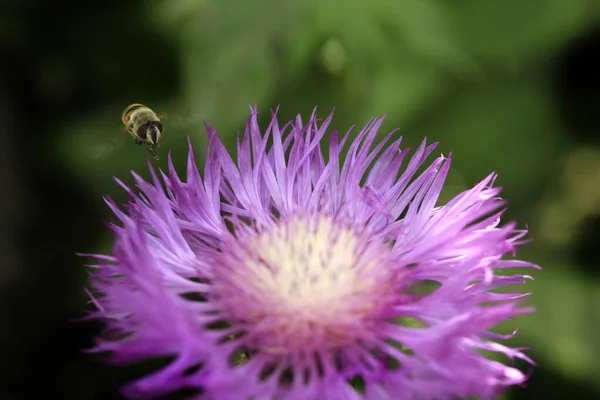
[82,107,538,399]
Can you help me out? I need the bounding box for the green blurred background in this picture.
[1,0,599,398]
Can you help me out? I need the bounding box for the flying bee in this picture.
[121,103,164,160]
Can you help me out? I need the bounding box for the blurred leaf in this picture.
[157,0,311,136]
[356,48,447,125]
[451,0,594,65]
[317,0,471,70]
[314,0,474,124]
[151,0,211,26]
[514,259,600,387]
[372,0,473,71]
[408,75,566,208]
[151,0,483,142]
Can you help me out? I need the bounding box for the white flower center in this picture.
[212,216,399,354]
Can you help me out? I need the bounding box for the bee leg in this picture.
[134,138,144,146]
[148,146,160,161]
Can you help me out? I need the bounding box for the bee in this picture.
[121,103,164,160]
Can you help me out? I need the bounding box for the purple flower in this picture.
[81,107,538,399]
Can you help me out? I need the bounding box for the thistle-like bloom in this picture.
[82,107,538,399]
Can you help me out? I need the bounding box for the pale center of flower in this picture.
[213,216,398,354]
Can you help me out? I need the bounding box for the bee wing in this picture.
[84,131,128,160]
[157,103,204,126]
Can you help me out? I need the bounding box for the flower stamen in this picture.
[212,215,398,354]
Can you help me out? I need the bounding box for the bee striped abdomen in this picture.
[121,103,145,126]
